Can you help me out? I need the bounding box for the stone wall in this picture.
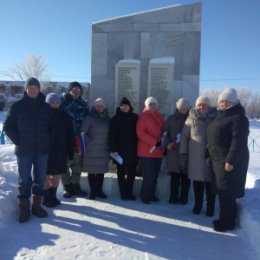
[91,2,201,115]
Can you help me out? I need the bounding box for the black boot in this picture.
[88,174,96,200]
[179,174,190,205]
[18,198,30,223]
[71,183,88,197]
[63,184,73,198]
[205,182,215,217]
[96,174,107,199]
[43,189,56,208]
[117,170,127,200]
[169,172,180,204]
[192,181,204,214]
[50,187,61,206]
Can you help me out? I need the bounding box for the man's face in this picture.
[26,85,40,99]
[69,87,81,99]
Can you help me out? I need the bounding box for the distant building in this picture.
[0,81,90,110]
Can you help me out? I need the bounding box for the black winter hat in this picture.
[24,77,40,89]
[68,81,82,92]
[120,97,131,106]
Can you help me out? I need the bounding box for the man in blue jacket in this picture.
[3,77,53,223]
[61,81,89,197]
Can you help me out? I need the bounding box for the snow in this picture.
[149,57,175,64]
[118,59,141,64]
[0,114,260,260]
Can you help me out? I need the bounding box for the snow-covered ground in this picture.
[0,114,260,260]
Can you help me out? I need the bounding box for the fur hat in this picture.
[45,93,61,104]
[144,96,158,108]
[94,97,105,106]
[120,97,131,107]
[24,77,40,89]
[176,98,190,110]
[68,81,82,92]
[218,88,239,104]
[195,96,211,107]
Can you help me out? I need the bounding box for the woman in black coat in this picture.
[207,88,249,232]
[109,97,139,200]
[43,93,74,207]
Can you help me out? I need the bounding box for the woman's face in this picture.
[120,104,130,113]
[196,103,209,113]
[50,102,60,109]
[95,103,105,113]
[148,102,157,112]
[218,100,233,110]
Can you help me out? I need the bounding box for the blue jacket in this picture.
[3,92,54,156]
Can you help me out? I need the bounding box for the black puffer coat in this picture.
[3,92,53,156]
[109,107,139,165]
[47,108,74,175]
[207,103,249,198]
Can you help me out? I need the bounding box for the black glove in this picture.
[179,154,188,174]
[156,141,161,147]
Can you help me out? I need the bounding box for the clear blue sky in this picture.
[0,0,259,93]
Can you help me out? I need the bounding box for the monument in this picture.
[115,59,140,113]
[91,2,201,115]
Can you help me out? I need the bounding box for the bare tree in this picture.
[5,53,51,93]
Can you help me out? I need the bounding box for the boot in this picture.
[18,198,30,223]
[168,172,180,204]
[88,174,96,200]
[71,183,88,197]
[63,184,73,198]
[206,182,215,217]
[32,195,48,218]
[50,187,61,206]
[96,174,107,199]
[43,189,56,208]
[179,175,190,205]
[192,181,204,214]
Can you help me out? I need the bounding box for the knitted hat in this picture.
[94,97,105,106]
[45,93,61,104]
[120,97,131,106]
[144,96,158,108]
[24,77,40,89]
[218,88,239,104]
[68,81,82,92]
[195,96,210,107]
[176,98,190,110]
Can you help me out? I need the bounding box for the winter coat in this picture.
[3,92,53,156]
[136,108,165,158]
[61,93,89,136]
[163,110,188,173]
[179,107,217,181]
[81,106,110,173]
[109,107,139,165]
[47,108,74,175]
[207,103,249,198]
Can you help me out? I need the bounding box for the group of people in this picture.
[3,77,249,233]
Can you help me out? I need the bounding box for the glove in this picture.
[179,154,188,174]
[167,142,178,150]
[156,141,161,147]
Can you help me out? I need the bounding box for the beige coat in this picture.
[179,108,216,182]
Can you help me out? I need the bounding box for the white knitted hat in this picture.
[176,98,190,110]
[218,88,238,104]
[195,96,211,107]
[94,97,105,106]
[144,96,158,108]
